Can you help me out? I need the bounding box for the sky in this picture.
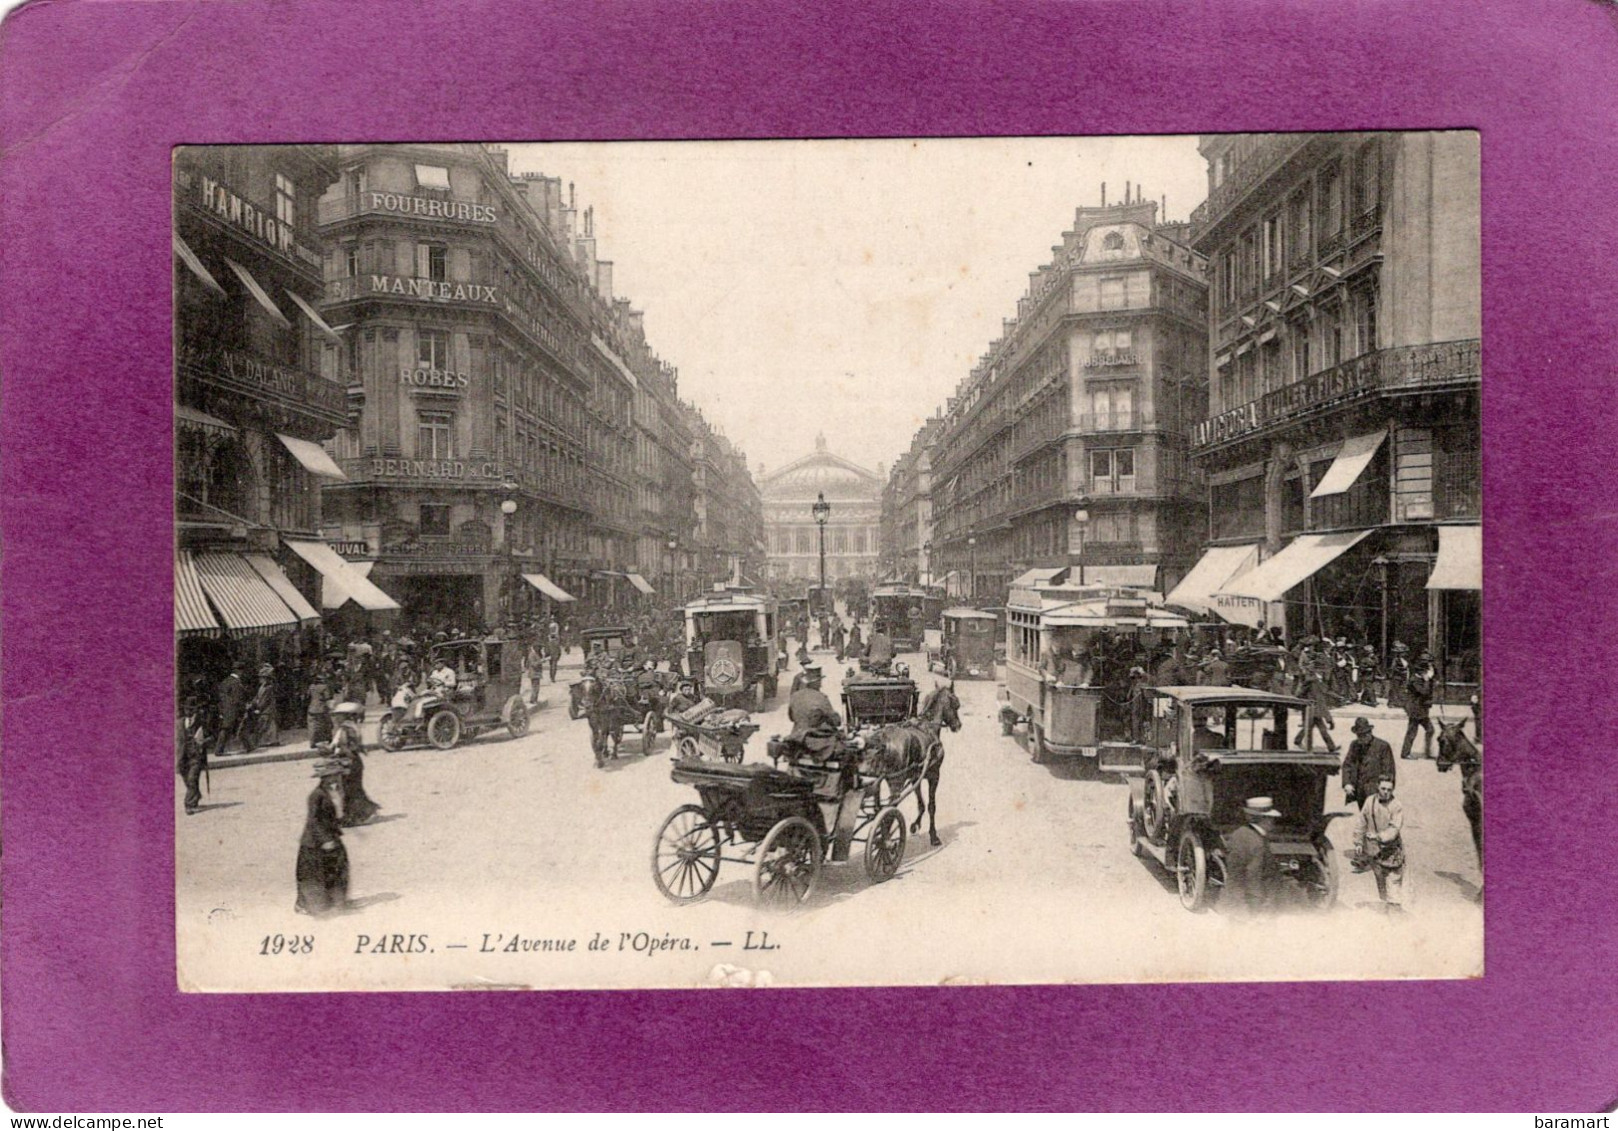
[505,137,1208,478]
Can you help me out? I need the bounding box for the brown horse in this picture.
[863,684,962,847]
[574,670,632,766]
[1436,719,1482,868]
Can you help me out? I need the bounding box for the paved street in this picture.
[179,648,1482,992]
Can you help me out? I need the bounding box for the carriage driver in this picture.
[787,665,844,755]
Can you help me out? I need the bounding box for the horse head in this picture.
[923,683,963,733]
[1436,719,1479,773]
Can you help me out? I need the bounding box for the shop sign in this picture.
[196,176,319,267]
[365,192,497,224]
[368,275,498,304]
[329,541,371,557]
[365,457,504,481]
[400,366,471,390]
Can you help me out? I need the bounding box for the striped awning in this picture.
[175,550,222,636]
[522,573,576,602]
[244,554,320,625]
[192,552,302,635]
[276,433,347,480]
[175,404,236,442]
[283,538,401,611]
[223,257,292,329]
[173,234,227,298]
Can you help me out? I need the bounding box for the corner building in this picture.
[316,145,642,626]
[1181,131,1480,689]
[928,198,1209,600]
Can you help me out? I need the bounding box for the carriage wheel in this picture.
[863,807,907,882]
[676,734,700,761]
[754,817,821,907]
[1303,836,1340,910]
[427,710,462,751]
[378,711,407,752]
[640,712,658,756]
[1177,828,1210,912]
[652,804,722,904]
[505,697,529,739]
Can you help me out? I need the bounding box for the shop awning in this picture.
[283,289,343,343]
[1310,431,1386,498]
[1078,564,1158,588]
[1427,525,1482,590]
[523,573,576,602]
[1167,544,1260,613]
[1010,567,1064,589]
[243,554,320,625]
[175,404,236,442]
[223,257,292,329]
[1216,530,1372,604]
[283,538,401,611]
[626,572,656,595]
[192,552,302,635]
[414,164,452,190]
[173,234,227,298]
[276,433,347,480]
[175,550,222,636]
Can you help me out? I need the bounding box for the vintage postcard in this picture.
[174,134,1481,992]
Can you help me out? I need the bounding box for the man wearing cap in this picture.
[1341,717,1395,808]
[1353,774,1406,911]
[1223,797,1283,916]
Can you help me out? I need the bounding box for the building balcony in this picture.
[1079,410,1148,433]
[1189,135,1315,240]
[1191,339,1481,452]
[176,342,349,430]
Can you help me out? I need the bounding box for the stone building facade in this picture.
[761,435,883,585]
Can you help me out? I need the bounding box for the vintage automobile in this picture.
[377,636,530,751]
[1125,686,1345,912]
[682,584,783,711]
[925,607,999,679]
[1001,572,1189,772]
[870,582,945,652]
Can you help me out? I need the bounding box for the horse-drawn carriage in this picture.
[568,627,665,764]
[840,664,919,728]
[681,586,782,711]
[1124,687,1345,912]
[651,683,961,906]
[377,636,530,751]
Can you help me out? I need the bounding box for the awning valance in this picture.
[1310,431,1386,498]
[223,258,292,329]
[283,539,401,611]
[175,550,222,636]
[192,552,301,635]
[244,554,320,625]
[1216,530,1372,604]
[283,289,343,343]
[175,404,236,442]
[1077,564,1158,588]
[276,433,347,480]
[1166,544,1260,613]
[626,572,656,595]
[1426,526,1482,591]
[173,234,227,298]
[522,573,576,602]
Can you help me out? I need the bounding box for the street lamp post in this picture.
[922,540,932,588]
[967,534,977,602]
[500,488,519,625]
[812,491,831,616]
[1073,499,1091,585]
[667,538,678,603]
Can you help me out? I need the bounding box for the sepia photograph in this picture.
[172,133,1482,993]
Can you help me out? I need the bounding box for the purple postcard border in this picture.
[3,0,1617,1113]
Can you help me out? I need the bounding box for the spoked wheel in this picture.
[1127,796,1146,857]
[676,735,700,761]
[754,817,822,908]
[1303,836,1340,910]
[863,806,907,883]
[505,697,529,739]
[1143,769,1176,841]
[640,712,658,756]
[427,710,462,751]
[1177,827,1209,912]
[378,711,407,752]
[652,804,722,903]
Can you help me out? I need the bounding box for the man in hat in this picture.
[1353,773,1406,911]
[1223,796,1283,916]
[1401,650,1436,759]
[245,663,279,748]
[787,665,843,752]
[1198,648,1230,687]
[1341,717,1395,807]
[1360,644,1385,706]
[1295,642,1340,754]
[1387,641,1411,709]
[176,692,211,815]
[214,666,247,755]
[865,625,896,671]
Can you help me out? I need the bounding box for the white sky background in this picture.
[506,137,1208,477]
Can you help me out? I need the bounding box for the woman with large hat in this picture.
[295,759,351,916]
[329,702,381,826]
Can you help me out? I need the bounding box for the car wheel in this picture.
[427,710,462,751]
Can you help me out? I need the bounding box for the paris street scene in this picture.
[174,135,1482,991]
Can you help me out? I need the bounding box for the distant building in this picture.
[761,435,883,585]
[1179,131,1480,689]
[880,416,941,585]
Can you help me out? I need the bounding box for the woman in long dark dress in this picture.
[295,763,349,916]
[329,702,381,826]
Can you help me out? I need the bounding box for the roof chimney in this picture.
[1101,182,1107,206]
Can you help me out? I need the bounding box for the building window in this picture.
[419,243,447,281]
[1318,163,1343,237]
[1101,231,1126,260]
[1287,191,1311,264]
[1355,287,1378,356]
[344,242,359,278]
[1090,448,1136,494]
[1087,380,1137,430]
[1263,213,1282,280]
[342,166,367,199]
[418,328,450,370]
[419,503,451,539]
[1320,305,1343,370]
[1291,324,1312,379]
[275,173,295,227]
[417,411,454,459]
[1350,142,1380,219]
